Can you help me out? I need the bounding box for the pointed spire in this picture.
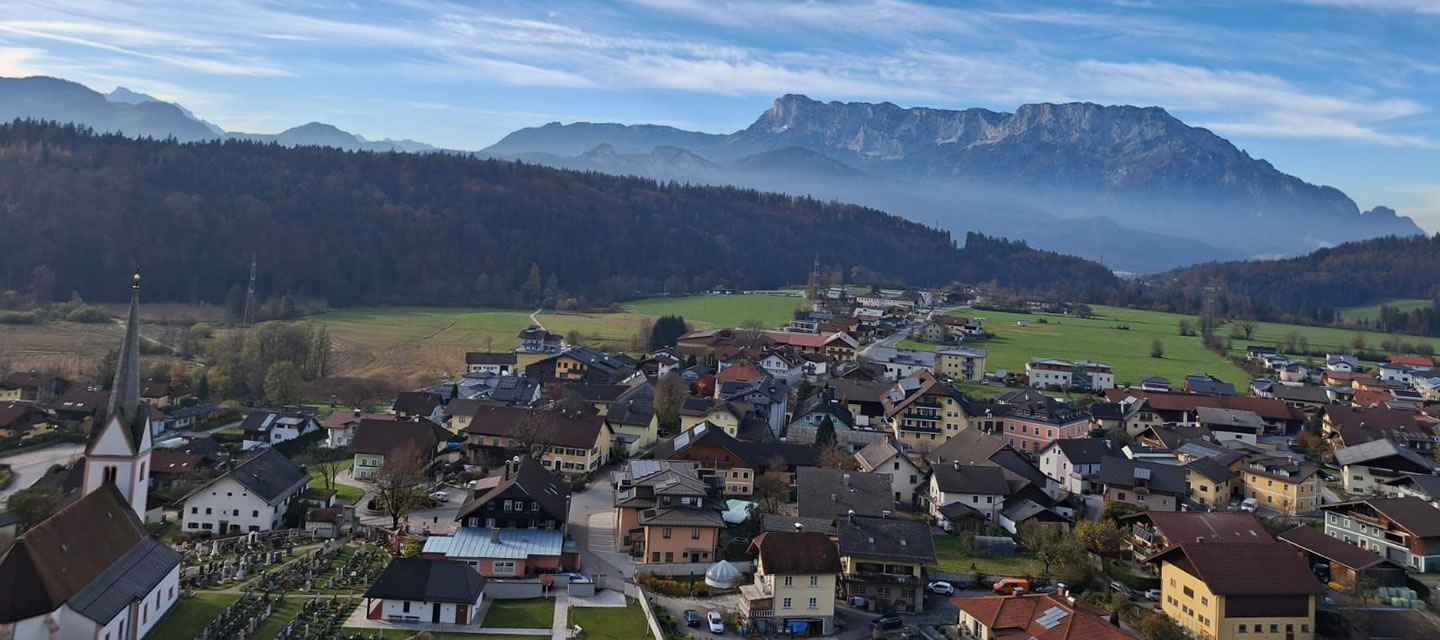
[106,267,142,427]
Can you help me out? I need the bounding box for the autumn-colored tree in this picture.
[817,442,857,470]
[1074,519,1126,556]
[653,371,688,428]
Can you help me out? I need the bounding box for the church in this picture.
[0,272,183,640]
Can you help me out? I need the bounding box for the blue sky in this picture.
[0,0,1436,229]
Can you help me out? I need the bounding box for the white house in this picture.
[363,558,486,625]
[927,462,1009,521]
[1037,439,1114,494]
[240,410,321,450]
[464,352,516,376]
[1326,354,1360,373]
[1378,362,1428,386]
[854,440,924,507]
[180,449,310,534]
[758,352,804,385]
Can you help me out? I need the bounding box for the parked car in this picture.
[846,596,869,608]
[561,572,591,583]
[1144,589,1162,601]
[708,611,725,634]
[992,577,1030,595]
[683,610,702,628]
[429,490,450,502]
[872,615,904,630]
[927,581,954,595]
[1109,581,1139,601]
[1032,585,1058,594]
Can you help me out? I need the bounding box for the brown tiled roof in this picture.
[1103,389,1303,422]
[350,418,447,457]
[1146,543,1325,596]
[321,411,389,429]
[715,360,765,384]
[1325,406,1431,444]
[149,451,210,476]
[750,531,841,575]
[1128,512,1271,544]
[1338,497,1440,538]
[1277,525,1394,571]
[952,593,1136,640]
[463,405,607,449]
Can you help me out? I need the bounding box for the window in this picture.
[1270,625,1278,633]
[191,507,197,514]
[651,552,660,562]
[663,528,672,539]
[692,528,701,539]
[784,576,793,586]
[403,602,411,613]
[205,507,212,515]
[504,500,513,511]
[1201,597,1208,606]
[103,466,118,484]
[1238,624,1247,633]
[1183,586,1194,598]
[1301,625,1310,632]
[665,552,674,562]
[532,501,540,511]
[1170,579,1176,587]
[1286,624,1293,632]
[810,576,818,587]
[252,510,259,517]
[493,561,516,575]
[782,598,792,609]
[808,598,817,609]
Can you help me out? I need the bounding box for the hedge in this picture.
[1105,559,1161,591]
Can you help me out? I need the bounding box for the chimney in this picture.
[353,408,362,417]
[794,522,803,532]
[843,473,851,488]
[830,493,837,502]
[1056,583,1066,597]
[490,527,502,544]
[953,461,960,471]
[847,508,855,525]
[1012,586,1025,597]
[882,510,892,518]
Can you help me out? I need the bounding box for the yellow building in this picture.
[1149,543,1321,640]
[1184,458,1240,510]
[933,347,987,382]
[741,531,842,635]
[677,399,749,436]
[836,514,935,613]
[0,386,21,403]
[881,370,969,451]
[1243,457,1321,515]
[348,418,450,481]
[463,405,611,475]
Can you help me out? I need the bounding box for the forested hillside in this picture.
[1140,234,1440,332]
[0,121,1117,308]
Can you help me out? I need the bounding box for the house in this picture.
[138,380,184,408]
[239,410,321,450]
[1122,511,1271,561]
[464,352,516,376]
[916,315,974,344]
[1089,396,1163,437]
[1277,525,1407,594]
[0,485,182,640]
[765,331,860,362]
[926,428,1005,466]
[933,346,987,382]
[1321,498,1440,572]
[1327,354,1361,373]
[1323,406,1436,453]
[603,382,659,454]
[788,391,856,432]
[638,349,682,379]
[1103,389,1306,433]
[1037,438,1115,494]
[881,370,970,451]
[1272,384,1331,409]
[1185,457,1240,510]
[1141,376,1173,392]
[868,347,936,380]
[391,391,445,424]
[715,374,789,438]
[51,385,109,423]
[147,450,216,490]
[1377,362,1429,386]
[351,418,452,481]
[1382,473,1440,504]
[654,422,816,497]
[954,591,1136,640]
[1025,358,1114,392]
[0,402,50,438]
[1,371,69,402]
[363,558,486,625]
[1146,543,1322,640]
[1241,456,1322,515]
[453,457,570,531]
[179,449,309,534]
[797,468,894,519]
[304,507,345,538]
[854,440,924,507]
[612,460,726,565]
[983,390,1091,455]
[740,531,842,636]
[321,410,389,448]
[677,398,750,436]
[153,402,215,433]
[1195,407,1265,445]
[462,406,611,476]
[1185,373,1236,396]
[1094,457,1186,512]
[757,350,804,385]
[715,359,766,385]
[824,379,889,428]
[835,514,935,613]
[517,326,562,353]
[1334,439,1439,495]
[525,347,633,383]
[442,398,489,435]
[485,376,542,406]
[926,462,1008,522]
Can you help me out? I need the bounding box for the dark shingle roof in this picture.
[1096,457,1187,495]
[836,515,935,564]
[752,531,841,574]
[926,429,1005,465]
[1185,457,1238,484]
[456,457,570,522]
[760,514,837,536]
[227,449,310,504]
[466,352,517,366]
[1046,438,1114,465]
[392,391,443,416]
[654,422,815,470]
[464,406,608,450]
[797,468,893,518]
[351,418,448,457]
[1278,525,1395,571]
[68,538,181,623]
[1146,543,1324,596]
[1331,498,1440,538]
[931,463,1009,495]
[365,558,487,603]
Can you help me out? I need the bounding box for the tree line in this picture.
[0,120,1118,310]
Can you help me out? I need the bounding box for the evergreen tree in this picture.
[815,415,837,447]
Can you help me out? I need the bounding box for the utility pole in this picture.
[243,252,257,327]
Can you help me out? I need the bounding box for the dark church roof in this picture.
[93,271,149,455]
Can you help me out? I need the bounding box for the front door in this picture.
[456,604,469,624]
[432,603,442,623]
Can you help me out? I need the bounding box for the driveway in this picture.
[341,468,460,534]
[0,442,86,502]
[566,479,632,579]
[650,592,743,640]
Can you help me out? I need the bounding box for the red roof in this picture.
[1352,388,1395,408]
[1389,354,1434,367]
[1132,512,1273,545]
[765,331,830,348]
[1147,543,1326,596]
[716,360,765,384]
[952,593,1135,640]
[1103,389,1303,422]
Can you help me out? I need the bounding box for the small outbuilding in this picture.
[364,558,487,625]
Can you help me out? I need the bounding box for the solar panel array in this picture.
[1035,606,1070,629]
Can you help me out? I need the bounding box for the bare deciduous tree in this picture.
[373,443,427,529]
[653,371,687,428]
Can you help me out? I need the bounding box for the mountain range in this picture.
[0,76,1421,273]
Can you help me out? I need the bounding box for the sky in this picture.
[0,0,1437,229]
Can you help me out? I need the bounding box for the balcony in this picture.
[846,571,921,586]
[912,399,943,409]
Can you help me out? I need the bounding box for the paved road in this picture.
[567,478,632,580]
[0,442,86,502]
[335,468,461,534]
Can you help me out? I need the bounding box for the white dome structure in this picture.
[704,559,741,589]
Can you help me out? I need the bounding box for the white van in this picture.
[1240,497,1258,512]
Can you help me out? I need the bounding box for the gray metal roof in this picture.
[422,527,564,560]
[68,538,180,623]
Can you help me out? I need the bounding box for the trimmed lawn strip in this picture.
[932,534,1045,579]
[343,630,541,640]
[482,598,556,629]
[570,599,651,640]
[148,593,241,639]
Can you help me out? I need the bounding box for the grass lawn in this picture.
[147,593,241,639]
[1337,298,1433,323]
[932,535,1046,579]
[619,294,804,330]
[1220,316,1440,365]
[571,599,651,640]
[342,631,540,640]
[308,459,364,504]
[482,598,556,628]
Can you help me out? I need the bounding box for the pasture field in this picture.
[1337,298,1433,323]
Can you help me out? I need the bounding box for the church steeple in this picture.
[106,269,142,426]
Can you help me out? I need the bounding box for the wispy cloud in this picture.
[1284,0,1440,15]
[0,45,42,76]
